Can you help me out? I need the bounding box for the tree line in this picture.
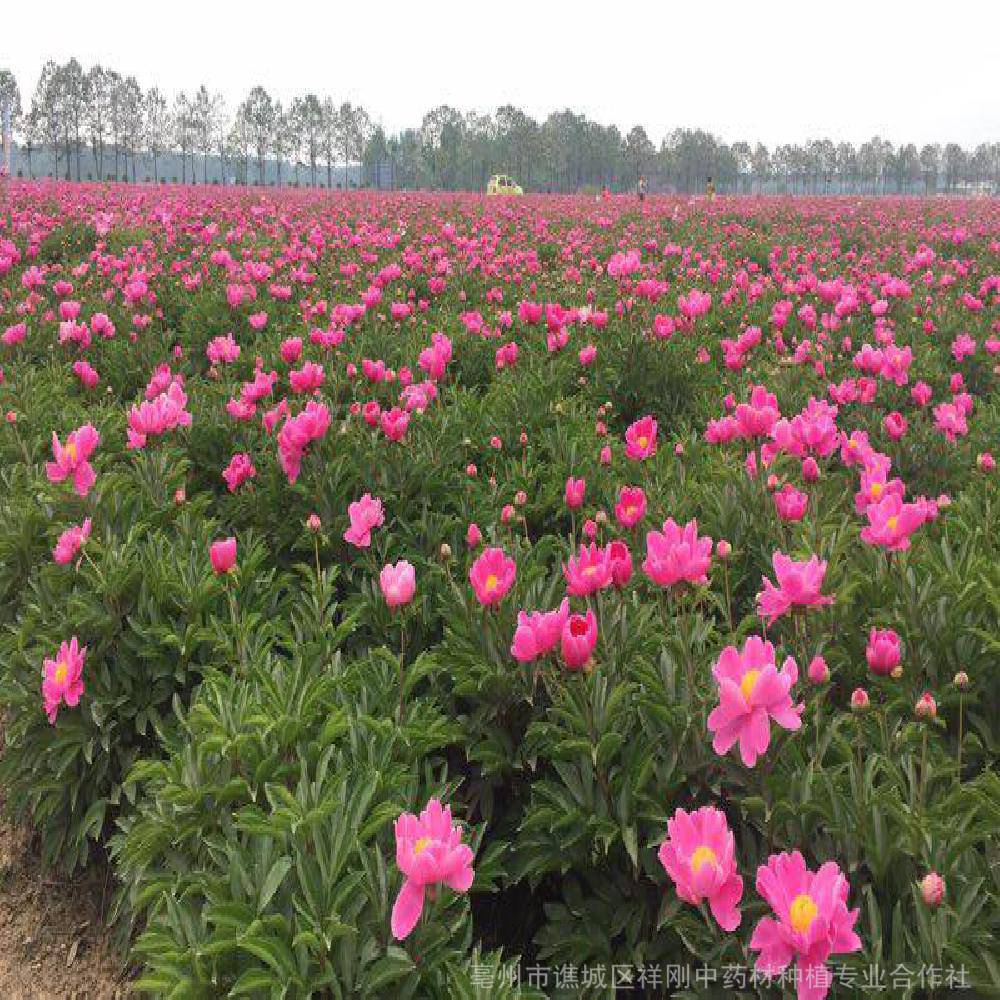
[1,63,998,194]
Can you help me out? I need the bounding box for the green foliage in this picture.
[0,190,996,999]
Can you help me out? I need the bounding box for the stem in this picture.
[396,616,407,724]
[956,695,963,782]
[919,726,929,815]
[814,688,823,758]
[313,536,322,583]
[723,562,733,633]
[82,547,103,582]
[227,583,246,671]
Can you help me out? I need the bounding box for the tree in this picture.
[919,143,940,194]
[106,71,130,180]
[240,86,276,185]
[970,143,994,190]
[85,65,113,179]
[750,143,771,193]
[420,105,465,188]
[895,143,919,194]
[143,87,171,182]
[341,103,372,188]
[271,101,298,186]
[213,96,230,184]
[119,76,143,182]
[363,124,390,188]
[943,143,966,192]
[0,69,24,174]
[191,85,222,184]
[228,108,252,185]
[56,59,88,180]
[30,61,65,178]
[291,94,324,186]
[623,125,654,187]
[835,142,857,193]
[0,68,23,150]
[320,98,340,189]
[0,69,21,118]
[172,91,195,183]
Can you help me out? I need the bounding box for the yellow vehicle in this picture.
[487,174,523,196]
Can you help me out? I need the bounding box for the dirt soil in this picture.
[0,813,127,998]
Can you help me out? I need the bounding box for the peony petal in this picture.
[390,880,425,940]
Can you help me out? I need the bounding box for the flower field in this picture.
[0,183,998,998]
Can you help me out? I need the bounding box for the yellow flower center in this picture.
[690,845,718,872]
[789,893,818,934]
[65,442,78,462]
[485,573,498,591]
[638,435,649,448]
[740,669,761,702]
[871,481,883,498]
[413,837,432,855]
[54,661,68,685]
[887,516,898,531]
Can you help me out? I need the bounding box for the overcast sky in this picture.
[4,0,998,147]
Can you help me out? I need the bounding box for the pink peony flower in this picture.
[466,522,482,548]
[860,493,926,551]
[276,401,329,484]
[561,609,597,670]
[933,400,968,443]
[807,655,829,684]
[210,537,237,575]
[883,411,907,441]
[608,539,633,588]
[866,628,901,676]
[920,871,945,908]
[222,453,256,493]
[46,424,100,497]
[72,359,100,389]
[280,337,303,364]
[643,518,712,589]
[657,806,743,931]
[625,415,657,460]
[469,547,516,606]
[749,851,861,1000]
[614,486,647,528]
[511,599,569,663]
[735,385,780,439]
[707,636,803,767]
[127,382,192,450]
[773,484,808,522]
[344,493,385,549]
[391,798,474,940]
[564,476,586,510]
[563,542,612,596]
[380,561,416,608]
[42,637,86,724]
[757,552,834,624]
[53,518,92,565]
[381,406,410,442]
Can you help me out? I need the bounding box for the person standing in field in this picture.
[638,175,647,202]
[705,175,716,198]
